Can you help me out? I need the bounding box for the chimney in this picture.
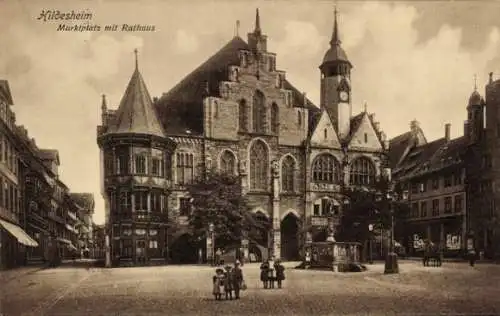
[410,119,420,133]
[445,123,451,141]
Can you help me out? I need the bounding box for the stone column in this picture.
[271,160,281,259]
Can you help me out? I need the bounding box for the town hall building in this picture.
[97,9,390,266]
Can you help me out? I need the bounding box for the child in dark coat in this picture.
[223,265,234,300]
[274,259,285,289]
[260,261,269,289]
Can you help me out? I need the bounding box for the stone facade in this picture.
[98,9,390,264]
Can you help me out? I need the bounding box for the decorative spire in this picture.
[235,20,240,37]
[255,8,261,35]
[101,94,107,112]
[134,48,139,70]
[363,101,368,113]
[330,6,341,46]
[474,74,477,91]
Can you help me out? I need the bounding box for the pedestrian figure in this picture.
[305,250,311,269]
[260,260,269,289]
[267,256,276,289]
[223,265,234,300]
[274,259,285,289]
[215,248,222,266]
[469,249,477,267]
[212,268,225,300]
[232,260,244,299]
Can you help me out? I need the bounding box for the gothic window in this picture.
[179,197,191,216]
[349,157,376,185]
[176,153,194,185]
[134,155,147,174]
[271,103,279,134]
[220,150,236,175]
[239,99,248,132]
[134,192,148,211]
[253,90,266,133]
[249,140,268,190]
[312,154,340,183]
[119,192,131,213]
[281,156,295,192]
[116,155,129,175]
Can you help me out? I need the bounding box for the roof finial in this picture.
[474,74,477,91]
[364,101,367,113]
[235,20,240,37]
[134,48,139,70]
[101,94,107,111]
[330,4,341,46]
[255,8,261,35]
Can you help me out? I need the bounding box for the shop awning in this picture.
[0,218,39,247]
[67,243,78,251]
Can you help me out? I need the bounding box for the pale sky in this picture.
[1,0,499,224]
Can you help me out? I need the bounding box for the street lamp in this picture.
[384,193,399,274]
[208,223,215,266]
[368,223,374,264]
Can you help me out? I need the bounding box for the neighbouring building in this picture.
[70,193,95,258]
[98,9,390,266]
[391,74,500,258]
[0,80,38,269]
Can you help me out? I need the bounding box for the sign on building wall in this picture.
[413,234,424,250]
[446,234,461,250]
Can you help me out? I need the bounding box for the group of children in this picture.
[260,257,286,289]
[212,260,245,300]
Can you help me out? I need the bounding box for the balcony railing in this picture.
[0,207,19,224]
[48,211,65,224]
[311,216,329,227]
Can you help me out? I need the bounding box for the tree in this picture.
[187,171,270,248]
[336,177,410,243]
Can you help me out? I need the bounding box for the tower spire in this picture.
[330,5,341,46]
[101,94,107,112]
[474,74,477,91]
[255,8,261,35]
[134,48,139,70]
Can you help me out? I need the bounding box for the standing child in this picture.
[223,265,234,300]
[260,260,269,289]
[212,268,225,300]
[274,259,285,289]
[267,256,276,289]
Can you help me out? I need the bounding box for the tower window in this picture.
[134,155,147,174]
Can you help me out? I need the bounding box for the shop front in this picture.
[0,218,39,269]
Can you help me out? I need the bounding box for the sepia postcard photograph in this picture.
[1,0,500,315]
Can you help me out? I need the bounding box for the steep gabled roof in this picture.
[37,149,60,165]
[0,80,14,105]
[389,131,414,168]
[156,36,319,136]
[395,138,447,179]
[107,59,165,137]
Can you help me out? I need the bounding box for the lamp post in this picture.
[383,167,399,274]
[368,224,374,264]
[208,223,215,266]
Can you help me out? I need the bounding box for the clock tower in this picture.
[320,7,353,140]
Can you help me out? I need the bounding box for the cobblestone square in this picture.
[2,261,499,315]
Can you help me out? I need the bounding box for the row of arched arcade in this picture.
[168,211,301,264]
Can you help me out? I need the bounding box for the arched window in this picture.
[281,156,295,192]
[271,103,279,134]
[253,90,266,133]
[239,99,248,131]
[249,140,268,190]
[176,153,194,185]
[349,157,376,185]
[220,151,236,175]
[312,154,340,183]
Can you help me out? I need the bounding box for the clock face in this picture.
[339,91,349,102]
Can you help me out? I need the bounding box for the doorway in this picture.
[136,240,147,265]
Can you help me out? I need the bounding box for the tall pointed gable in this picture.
[346,110,383,150]
[107,49,165,137]
[310,109,341,148]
